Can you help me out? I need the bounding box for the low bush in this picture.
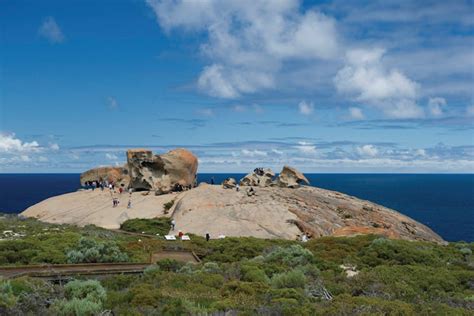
[120,217,172,236]
[66,237,128,263]
[270,270,306,289]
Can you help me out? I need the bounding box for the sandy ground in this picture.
[22,189,177,229]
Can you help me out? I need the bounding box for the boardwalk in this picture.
[0,250,200,279]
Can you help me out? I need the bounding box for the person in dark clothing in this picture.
[210,177,215,185]
[206,233,210,242]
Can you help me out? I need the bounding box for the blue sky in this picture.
[0,0,473,173]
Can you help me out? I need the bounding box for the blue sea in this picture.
[0,174,472,242]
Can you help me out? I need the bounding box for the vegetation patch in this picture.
[120,217,172,236]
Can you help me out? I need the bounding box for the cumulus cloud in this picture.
[356,144,378,157]
[348,107,364,119]
[334,48,423,118]
[428,97,446,117]
[146,0,339,98]
[298,100,314,115]
[49,143,60,150]
[0,134,40,153]
[38,17,64,44]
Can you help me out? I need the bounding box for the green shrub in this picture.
[156,258,183,272]
[64,280,106,304]
[201,262,221,274]
[270,270,306,289]
[51,298,103,316]
[241,264,269,283]
[66,237,128,263]
[163,200,175,214]
[0,279,17,308]
[120,217,171,235]
[264,245,314,267]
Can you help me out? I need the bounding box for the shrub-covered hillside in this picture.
[0,215,473,315]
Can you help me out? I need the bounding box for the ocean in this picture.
[0,173,472,242]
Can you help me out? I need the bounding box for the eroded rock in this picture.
[222,177,237,189]
[80,166,129,187]
[127,148,198,194]
[275,165,310,188]
[240,168,275,187]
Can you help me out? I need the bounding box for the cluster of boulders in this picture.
[81,147,307,195]
[80,148,198,195]
[222,165,309,189]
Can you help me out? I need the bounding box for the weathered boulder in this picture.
[222,177,237,189]
[240,168,275,187]
[275,165,310,188]
[127,148,198,194]
[80,166,129,187]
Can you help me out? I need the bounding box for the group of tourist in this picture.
[83,179,115,192]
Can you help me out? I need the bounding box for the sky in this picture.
[0,0,473,173]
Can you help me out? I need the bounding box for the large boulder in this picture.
[275,165,310,188]
[127,148,198,194]
[80,166,129,187]
[240,168,275,187]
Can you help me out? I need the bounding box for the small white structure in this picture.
[164,235,177,241]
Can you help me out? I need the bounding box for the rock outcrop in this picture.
[127,148,198,194]
[239,166,309,188]
[22,182,445,244]
[240,168,275,187]
[80,166,129,187]
[222,178,237,189]
[275,165,310,188]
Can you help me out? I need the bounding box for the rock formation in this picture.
[240,168,275,187]
[275,165,310,188]
[23,178,445,244]
[239,166,309,188]
[80,166,129,187]
[80,148,198,195]
[222,177,237,189]
[127,148,198,194]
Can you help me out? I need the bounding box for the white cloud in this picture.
[416,149,426,156]
[334,48,423,118]
[357,144,378,157]
[38,17,64,44]
[107,97,119,110]
[105,153,118,160]
[272,149,284,155]
[0,134,40,153]
[348,107,364,119]
[146,0,339,98]
[241,149,267,157]
[49,143,60,150]
[295,141,317,154]
[428,97,446,117]
[298,100,314,115]
[20,155,31,162]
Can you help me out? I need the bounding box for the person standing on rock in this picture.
[210,177,214,185]
[171,219,176,231]
[206,232,210,242]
